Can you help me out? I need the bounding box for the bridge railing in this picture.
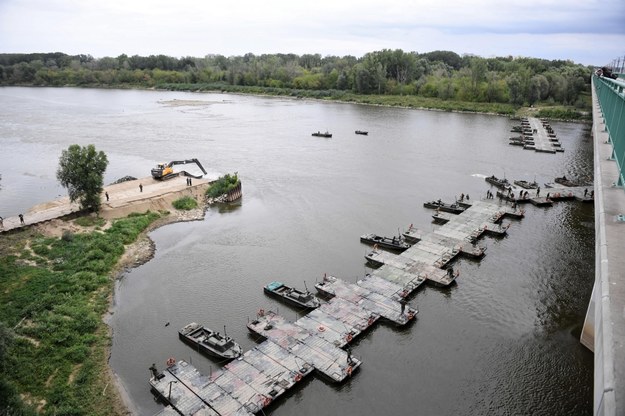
[593,75,625,188]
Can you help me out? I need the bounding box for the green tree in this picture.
[56,144,109,213]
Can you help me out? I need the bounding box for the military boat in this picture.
[360,233,411,251]
[178,323,242,360]
[422,200,466,214]
[312,131,332,138]
[485,175,510,189]
[263,281,320,309]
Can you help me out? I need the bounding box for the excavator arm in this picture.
[151,158,207,180]
[166,159,207,175]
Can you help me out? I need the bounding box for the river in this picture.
[0,87,594,415]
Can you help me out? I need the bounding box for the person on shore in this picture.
[139,184,143,192]
[18,213,24,225]
[105,191,109,201]
[189,178,192,186]
[536,187,540,197]
[0,216,3,228]
[584,188,588,197]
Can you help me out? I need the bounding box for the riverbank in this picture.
[154,83,591,121]
[1,82,591,121]
[0,178,210,415]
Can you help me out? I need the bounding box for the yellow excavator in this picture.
[151,158,207,180]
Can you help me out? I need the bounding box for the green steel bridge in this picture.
[581,69,625,416]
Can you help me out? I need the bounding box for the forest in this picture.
[0,50,593,117]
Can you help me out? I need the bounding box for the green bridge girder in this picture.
[594,75,625,188]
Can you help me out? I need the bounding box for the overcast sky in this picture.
[1,0,624,66]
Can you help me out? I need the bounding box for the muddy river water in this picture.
[0,87,594,415]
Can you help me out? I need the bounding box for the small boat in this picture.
[364,250,384,267]
[178,323,242,360]
[459,244,486,259]
[312,131,332,138]
[432,212,451,224]
[485,175,510,189]
[360,233,411,251]
[402,224,421,244]
[355,130,368,135]
[422,200,466,214]
[554,176,580,187]
[264,281,320,309]
[513,180,539,189]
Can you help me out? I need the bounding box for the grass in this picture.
[0,211,161,415]
[172,196,198,210]
[74,216,106,228]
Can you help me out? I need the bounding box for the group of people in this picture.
[485,184,594,205]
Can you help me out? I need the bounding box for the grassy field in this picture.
[0,211,162,415]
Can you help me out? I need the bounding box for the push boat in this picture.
[513,180,539,189]
[264,281,321,309]
[312,131,332,138]
[422,200,466,214]
[360,233,411,251]
[355,130,368,135]
[485,175,510,189]
[178,323,242,360]
[554,176,580,187]
[432,212,452,224]
[402,224,422,244]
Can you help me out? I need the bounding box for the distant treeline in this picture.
[0,50,592,109]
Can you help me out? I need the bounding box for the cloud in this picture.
[0,0,623,65]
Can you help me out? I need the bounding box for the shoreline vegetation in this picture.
[157,83,590,121]
[0,174,242,414]
[0,50,593,121]
[0,201,208,415]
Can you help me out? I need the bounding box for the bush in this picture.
[74,217,106,227]
[536,108,589,120]
[172,196,198,210]
[206,173,240,198]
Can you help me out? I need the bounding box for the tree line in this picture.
[0,50,592,108]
